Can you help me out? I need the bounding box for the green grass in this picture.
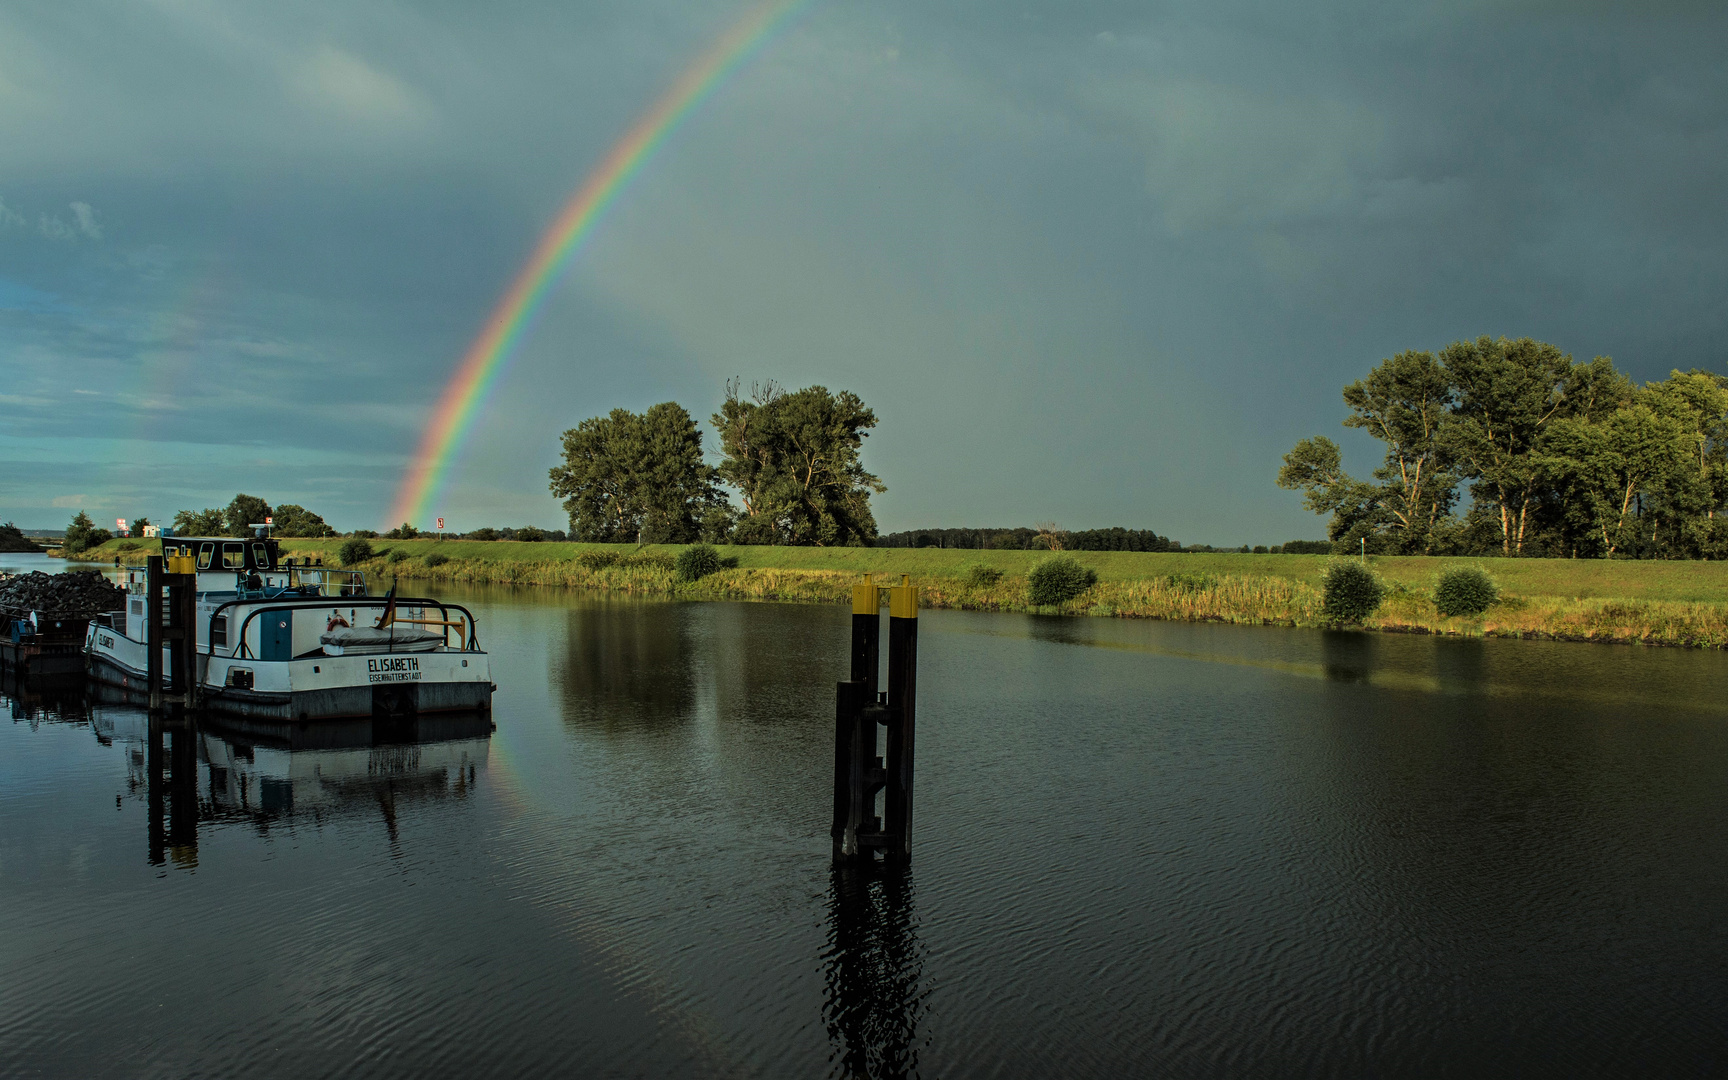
[72,538,1728,648]
[267,540,1728,602]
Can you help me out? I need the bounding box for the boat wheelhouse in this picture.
[85,536,492,721]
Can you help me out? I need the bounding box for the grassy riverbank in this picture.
[77,537,1728,648]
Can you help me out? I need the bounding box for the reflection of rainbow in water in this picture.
[388,0,814,530]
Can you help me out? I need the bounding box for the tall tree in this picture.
[225,493,273,535]
[172,508,226,535]
[1277,436,1379,544]
[1638,370,1728,555]
[173,508,227,536]
[62,510,111,554]
[1277,349,1457,552]
[1538,401,1691,556]
[712,381,884,546]
[1442,337,1603,555]
[1339,349,1458,552]
[272,504,338,537]
[549,402,722,543]
[1276,342,1728,559]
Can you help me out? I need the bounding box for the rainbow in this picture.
[389,0,812,529]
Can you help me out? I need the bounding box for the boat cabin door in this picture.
[261,609,293,662]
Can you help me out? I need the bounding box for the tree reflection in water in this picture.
[1320,628,1377,683]
[823,866,930,1080]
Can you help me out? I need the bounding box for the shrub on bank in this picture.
[1322,560,1385,624]
[338,538,373,566]
[1434,565,1498,617]
[676,544,722,582]
[577,550,619,570]
[1028,556,1098,606]
[424,552,449,568]
[965,564,1003,588]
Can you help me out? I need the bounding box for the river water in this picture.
[3,554,1726,1078]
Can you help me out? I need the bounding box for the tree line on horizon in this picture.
[875,526,1332,554]
[878,526,1182,551]
[1280,336,1728,558]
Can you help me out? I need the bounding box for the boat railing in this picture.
[209,596,482,660]
[282,562,369,597]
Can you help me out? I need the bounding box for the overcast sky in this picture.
[3,0,1725,542]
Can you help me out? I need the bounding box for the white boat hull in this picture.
[86,624,493,721]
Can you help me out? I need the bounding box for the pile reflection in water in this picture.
[824,866,931,1080]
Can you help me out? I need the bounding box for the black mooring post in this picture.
[834,576,881,860]
[169,571,198,706]
[883,576,918,863]
[851,574,880,697]
[833,678,865,858]
[166,580,183,706]
[848,689,880,849]
[145,555,163,712]
[833,574,918,866]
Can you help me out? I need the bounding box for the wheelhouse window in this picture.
[223,543,245,569]
[197,543,214,570]
[251,543,270,569]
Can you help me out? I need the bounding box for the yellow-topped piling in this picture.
[852,573,879,615]
[889,573,919,619]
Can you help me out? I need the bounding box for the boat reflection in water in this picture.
[1,667,92,729]
[823,866,931,1080]
[199,714,491,837]
[86,684,492,866]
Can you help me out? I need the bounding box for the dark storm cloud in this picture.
[1,0,1724,539]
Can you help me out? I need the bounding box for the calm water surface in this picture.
[3,557,1726,1078]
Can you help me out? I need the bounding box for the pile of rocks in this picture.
[0,570,127,619]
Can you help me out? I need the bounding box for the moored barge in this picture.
[85,535,492,721]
